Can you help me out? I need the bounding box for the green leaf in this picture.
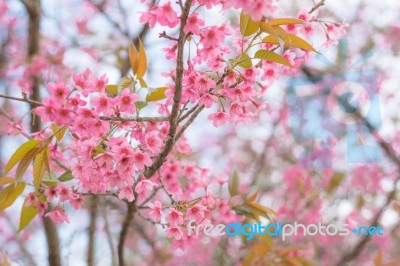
[33,147,49,188]
[229,170,239,196]
[106,84,119,96]
[135,101,148,111]
[262,33,316,52]
[51,124,68,142]
[240,11,261,36]
[233,53,253,68]
[4,140,41,176]
[254,50,293,67]
[137,38,147,78]
[18,199,38,232]
[146,87,168,102]
[58,170,74,182]
[15,147,39,183]
[0,182,26,211]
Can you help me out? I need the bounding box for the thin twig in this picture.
[0,94,42,106]
[309,0,325,14]
[158,169,175,204]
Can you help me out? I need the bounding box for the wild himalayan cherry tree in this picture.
[0,0,359,265]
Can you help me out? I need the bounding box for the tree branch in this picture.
[117,202,135,266]
[20,1,62,265]
[87,195,98,266]
[0,94,42,106]
[144,0,194,180]
[309,0,325,14]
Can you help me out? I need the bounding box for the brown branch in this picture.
[117,202,135,266]
[101,199,117,266]
[87,195,98,266]
[42,216,62,266]
[309,0,325,14]
[335,178,399,266]
[144,0,194,180]
[20,1,62,265]
[0,94,42,106]
[333,97,400,265]
[117,2,193,264]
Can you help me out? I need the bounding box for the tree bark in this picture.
[21,1,62,266]
[87,196,98,266]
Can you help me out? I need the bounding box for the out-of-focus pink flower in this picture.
[148,201,163,222]
[135,179,157,194]
[118,187,135,202]
[208,112,229,127]
[166,226,183,240]
[166,208,183,226]
[46,206,70,224]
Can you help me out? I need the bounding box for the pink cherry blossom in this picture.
[118,187,135,202]
[184,13,204,35]
[208,112,229,127]
[148,201,163,222]
[165,226,183,240]
[135,179,157,195]
[117,89,138,114]
[44,186,59,201]
[46,206,70,224]
[166,208,183,226]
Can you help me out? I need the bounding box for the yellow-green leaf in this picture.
[135,101,148,111]
[262,33,316,52]
[326,172,345,194]
[33,147,49,188]
[51,124,68,142]
[229,170,239,196]
[247,192,258,203]
[146,87,168,102]
[129,41,139,74]
[137,39,147,78]
[233,53,252,68]
[247,202,270,219]
[260,23,288,47]
[254,50,293,67]
[4,140,41,176]
[0,177,14,186]
[119,76,134,90]
[139,78,148,88]
[15,147,39,183]
[42,172,59,186]
[267,18,304,26]
[0,182,26,211]
[18,199,38,232]
[240,11,260,36]
[58,170,74,182]
[105,84,119,96]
